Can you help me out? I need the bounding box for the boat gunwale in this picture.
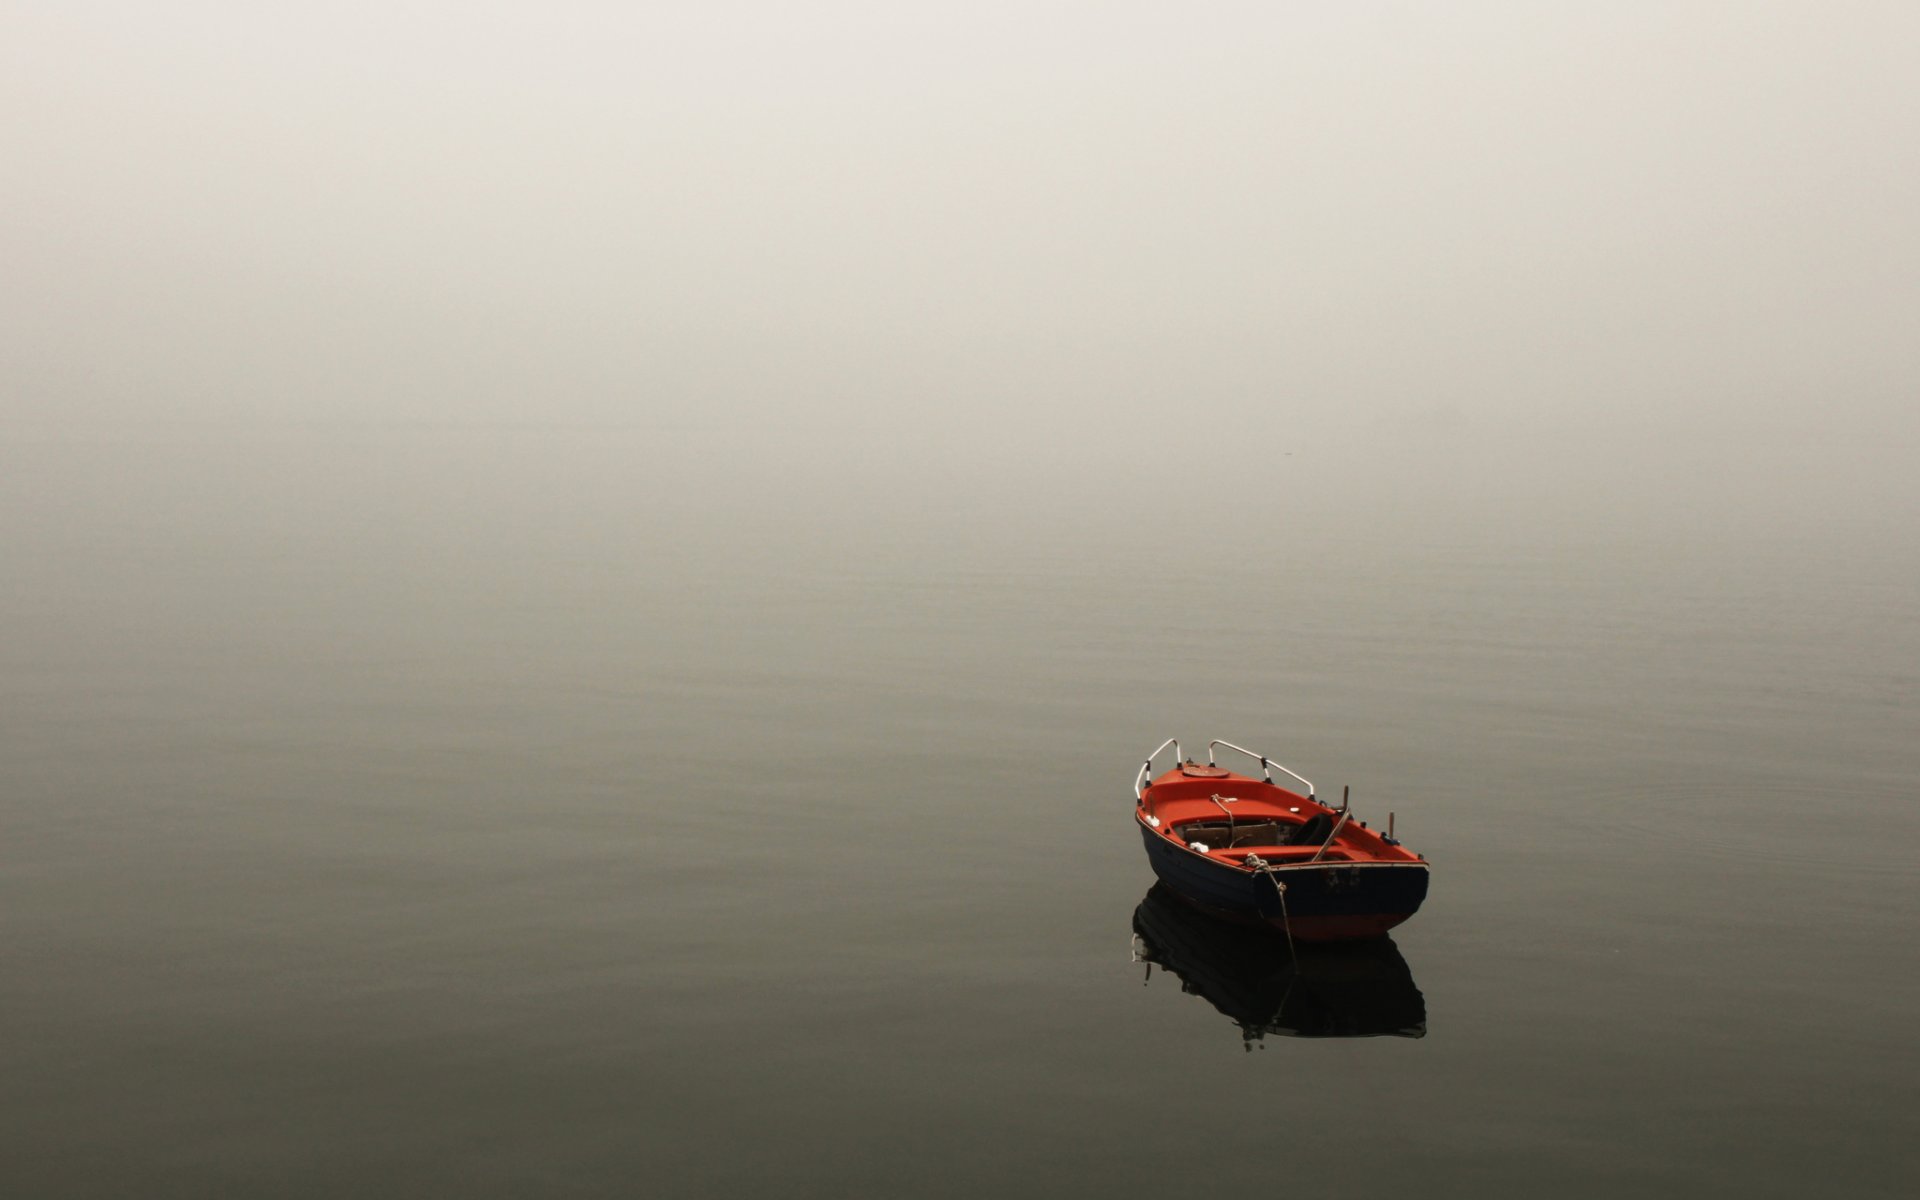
[1134,809,1430,874]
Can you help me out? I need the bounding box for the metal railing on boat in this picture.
[1134,738,1181,801]
[1206,739,1316,801]
[1135,736,1321,829]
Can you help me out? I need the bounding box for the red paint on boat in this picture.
[1133,748,1430,942]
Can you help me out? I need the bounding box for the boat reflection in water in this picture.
[1131,884,1427,1050]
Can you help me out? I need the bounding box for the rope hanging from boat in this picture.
[1242,853,1297,964]
[1208,793,1238,841]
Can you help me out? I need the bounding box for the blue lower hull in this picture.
[1139,820,1429,940]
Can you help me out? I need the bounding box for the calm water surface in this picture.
[4,426,1915,1197]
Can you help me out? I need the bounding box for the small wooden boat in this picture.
[1131,884,1426,1045]
[1134,738,1429,942]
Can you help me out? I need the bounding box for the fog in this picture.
[5,3,1917,525]
[8,11,1920,1194]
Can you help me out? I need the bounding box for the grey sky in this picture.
[6,3,1917,459]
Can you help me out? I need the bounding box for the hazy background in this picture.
[8,2,1918,450]
[4,4,1918,1197]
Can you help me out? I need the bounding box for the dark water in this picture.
[4,425,1916,1197]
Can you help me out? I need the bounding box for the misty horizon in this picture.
[7,4,1917,460]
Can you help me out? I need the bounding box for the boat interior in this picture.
[1140,774,1419,866]
[1172,813,1335,852]
[1166,806,1359,862]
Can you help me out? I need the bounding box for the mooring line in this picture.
[1242,854,1297,964]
